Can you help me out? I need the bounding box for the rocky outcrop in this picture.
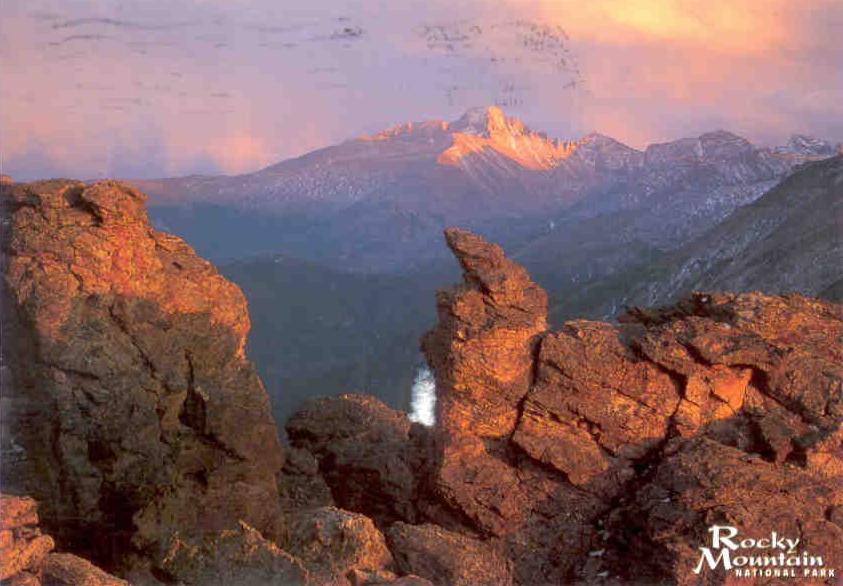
[282,507,394,585]
[0,180,284,570]
[1,180,448,586]
[159,521,310,586]
[277,228,840,585]
[3,177,840,585]
[420,228,548,537]
[602,437,843,585]
[276,447,335,516]
[417,229,841,582]
[159,508,431,586]
[0,493,127,585]
[285,394,432,527]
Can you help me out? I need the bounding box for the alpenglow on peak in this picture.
[439,106,582,170]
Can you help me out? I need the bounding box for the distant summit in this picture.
[448,105,515,136]
[439,106,581,170]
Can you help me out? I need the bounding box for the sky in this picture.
[2,0,842,180]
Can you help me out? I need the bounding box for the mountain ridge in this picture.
[138,106,839,273]
[139,107,841,204]
[552,154,843,322]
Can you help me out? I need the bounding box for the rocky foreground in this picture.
[1,180,841,585]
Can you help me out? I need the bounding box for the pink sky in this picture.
[2,0,842,180]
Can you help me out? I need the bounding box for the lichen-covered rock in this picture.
[629,292,842,454]
[346,568,433,586]
[277,447,335,515]
[422,228,548,440]
[513,320,680,489]
[386,523,513,586]
[0,180,284,568]
[40,553,131,586]
[1,495,55,581]
[158,507,403,586]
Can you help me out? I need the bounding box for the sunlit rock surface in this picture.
[294,228,841,584]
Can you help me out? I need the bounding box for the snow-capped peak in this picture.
[448,105,520,137]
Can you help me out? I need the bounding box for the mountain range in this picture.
[132,107,841,422]
[139,106,838,271]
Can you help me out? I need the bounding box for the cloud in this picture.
[531,0,812,53]
[1,0,841,180]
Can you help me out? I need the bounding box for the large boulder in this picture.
[286,394,431,526]
[601,437,843,584]
[159,508,423,586]
[158,521,310,586]
[0,180,284,568]
[283,507,394,585]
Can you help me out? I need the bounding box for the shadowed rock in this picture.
[386,522,513,586]
[285,394,431,526]
[1,180,284,571]
[0,493,127,585]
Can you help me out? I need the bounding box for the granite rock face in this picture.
[159,521,310,586]
[159,509,426,586]
[386,522,513,586]
[602,437,843,585]
[282,507,394,585]
[0,180,284,569]
[420,228,549,538]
